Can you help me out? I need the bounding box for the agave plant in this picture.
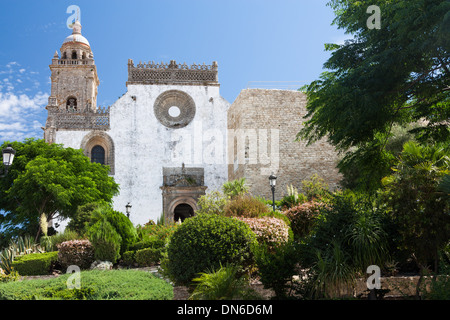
[0,247,16,274]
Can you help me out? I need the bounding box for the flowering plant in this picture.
[284,201,324,239]
[236,217,289,249]
[57,240,95,270]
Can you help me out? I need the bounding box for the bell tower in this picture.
[44,20,101,143]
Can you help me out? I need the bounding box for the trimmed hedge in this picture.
[12,252,58,276]
[0,269,173,300]
[135,247,164,267]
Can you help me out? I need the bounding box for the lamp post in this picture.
[269,174,277,212]
[125,202,132,219]
[1,144,16,177]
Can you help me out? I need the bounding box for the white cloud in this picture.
[0,62,49,143]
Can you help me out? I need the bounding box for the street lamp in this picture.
[1,144,16,177]
[269,174,277,212]
[125,202,132,219]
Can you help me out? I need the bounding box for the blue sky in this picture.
[0,0,349,144]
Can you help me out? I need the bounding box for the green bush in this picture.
[135,247,164,267]
[222,178,249,199]
[0,269,173,300]
[88,206,138,254]
[122,251,135,266]
[86,218,122,263]
[301,174,331,201]
[129,237,166,252]
[190,263,260,300]
[11,252,58,276]
[67,202,103,234]
[254,241,299,299]
[224,195,271,218]
[195,190,229,215]
[284,201,323,240]
[299,191,390,298]
[137,223,178,243]
[48,229,82,251]
[278,184,308,210]
[164,214,257,286]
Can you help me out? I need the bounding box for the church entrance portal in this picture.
[174,203,194,222]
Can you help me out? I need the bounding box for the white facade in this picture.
[46,23,230,227]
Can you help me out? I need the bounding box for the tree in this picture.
[297,0,450,191]
[0,139,119,241]
[382,141,450,297]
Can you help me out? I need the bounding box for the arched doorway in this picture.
[174,203,194,222]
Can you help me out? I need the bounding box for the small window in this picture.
[91,145,105,165]
[66,97,77,111]
[72,51,77,59]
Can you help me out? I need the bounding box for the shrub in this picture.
[222,178,249,199]
[224,195,271,218]
[299,191,390,298]
[164,214,257,286]
[236,217,290,249]
[0,269,20,283]
[278,185,308,210]
[67,202,103,234]
[136,223,178,244]
[135,247,164,267]
[0,269,173,300]
[190,263,260,300]
[301,174,330,201]
[88,206,138,254]
[11,252,58,276]
[195,190,229,215]
[86,218,122,263]
[57,240,95,270]
[254,241,299,299]
[122,251,135,266]
[284,201,324,240]
[48,229,82,251]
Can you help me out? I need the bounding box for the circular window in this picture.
[168,106,181,118]
[154,90,196,129]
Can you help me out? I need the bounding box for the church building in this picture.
[44,21,341,227]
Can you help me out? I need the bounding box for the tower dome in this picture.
[62,20,90,47]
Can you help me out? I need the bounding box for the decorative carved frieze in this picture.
[48,106,110,130]
[126,59,219,86]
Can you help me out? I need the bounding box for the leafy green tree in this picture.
[297,0,450,191]
[0,139,119,241]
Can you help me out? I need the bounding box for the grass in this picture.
[0,269,173,300]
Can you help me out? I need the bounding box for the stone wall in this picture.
[227,88,342,200]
